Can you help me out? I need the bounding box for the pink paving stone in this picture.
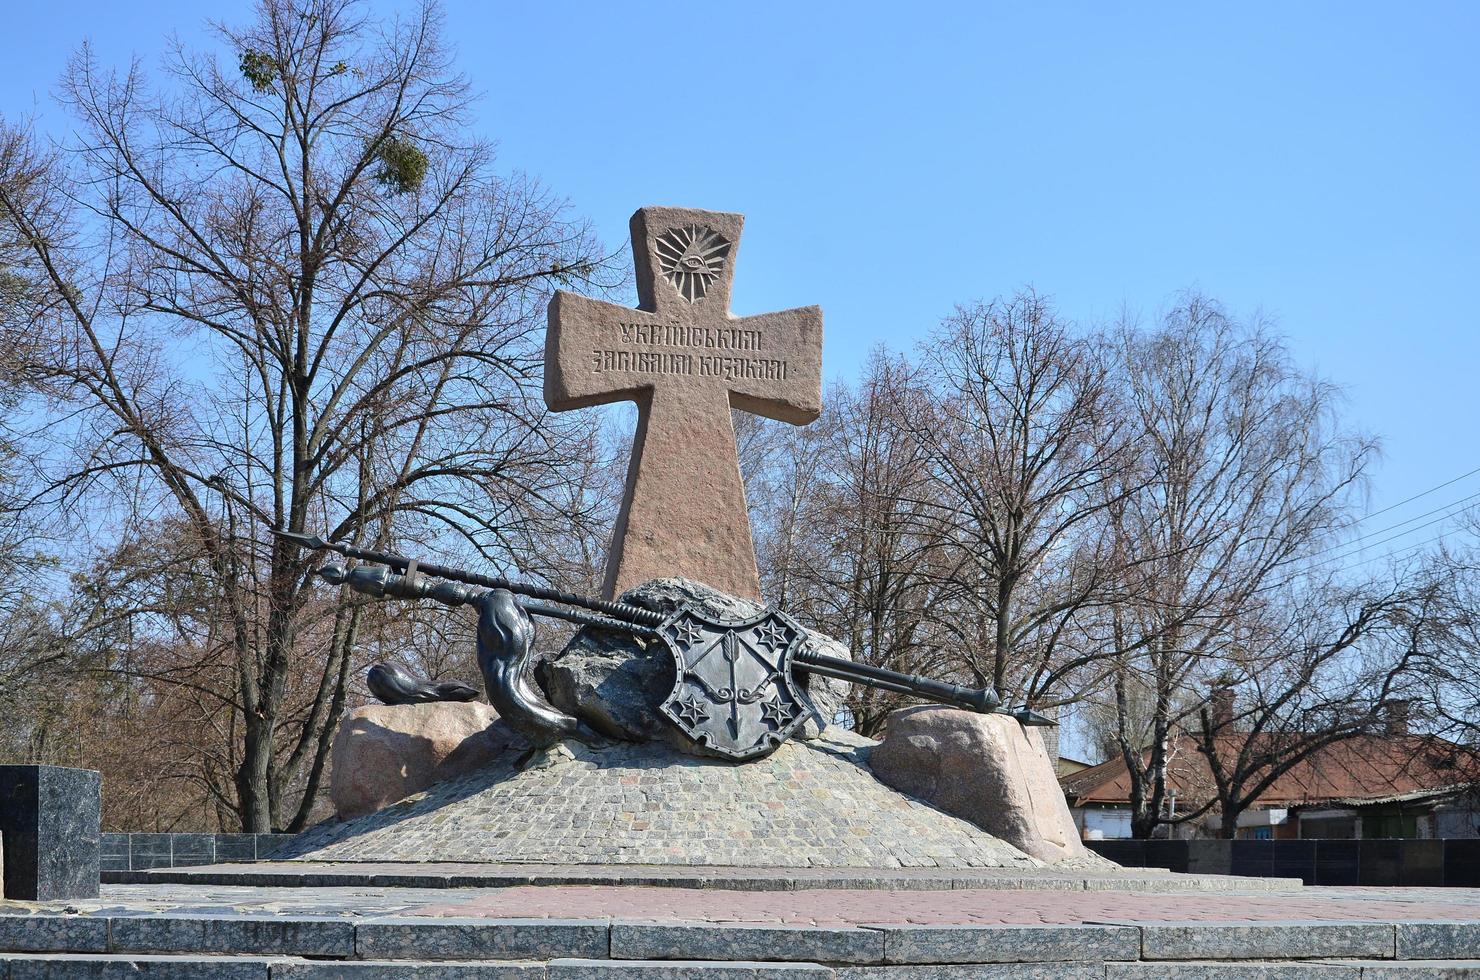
[408,886,1480,926]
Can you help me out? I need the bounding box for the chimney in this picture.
[1209,685,1234,730]
[1033,703,1062,772]
[1384,700,1411,737]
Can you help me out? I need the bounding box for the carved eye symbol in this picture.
[655,224,731,302]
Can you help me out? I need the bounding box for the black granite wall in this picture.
[100,832,294,876]
[1088,837,1480,886]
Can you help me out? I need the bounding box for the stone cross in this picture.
[545,206,822,601]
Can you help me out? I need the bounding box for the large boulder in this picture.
[537,577,850,753]
[329,702,524,820]
[868,705,1087,863]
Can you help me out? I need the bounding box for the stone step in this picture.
[0,953,546,978]
[0,952,270,979]
[1102,965,1480,979]
[125,861,1300,893]
[2,955,1480,979]
[3,913,1480,973]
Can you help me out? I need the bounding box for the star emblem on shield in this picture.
[672,695,708,727]
[755,619,790,651]
[657,607,815,761]
[672,618,704,646]
[760,698,794,728]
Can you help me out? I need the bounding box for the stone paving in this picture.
[283,731,1055,870]
[13,883,1480,926]
[409,885,1480,926]
[6,885,1480,975]
[128,860,1288,893]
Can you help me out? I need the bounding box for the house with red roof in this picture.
[1059,721,1480,840]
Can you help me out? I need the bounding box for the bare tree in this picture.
[1187,575,1446,837]
[740,352,956,734]
[0,157,75,762]
[1409,515,1480,753]
[0,0,608,830]
[810,354,951,734]
[902,291,1127,698]
[1100,296,1377,837]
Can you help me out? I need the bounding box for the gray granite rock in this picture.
[356,917,609,960]
[1137,922,1395,960]
[538,618,674,744]
[0,765,102,900]
[1105,965,1361,978]
[539,578,850,751]
[880,924,1139,964]
[1,952,272,979]
[611,922,884,964]
[1396,923,1480,959]
[107,916,210,954]
[274,962,545,978]
[838,967,1107,980]
[1358,962,1480,978]
[548,961,833,980]
[110,914,355,957]
[201,917,357,956]
[792,632,853,739]
[0,914,109,953]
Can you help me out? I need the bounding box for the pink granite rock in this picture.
[545,207,823,601]
[329,702,520,820]
[869,705,1088,863]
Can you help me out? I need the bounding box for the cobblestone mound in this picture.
[283,729,1044,869]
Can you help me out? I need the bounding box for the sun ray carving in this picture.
[654,224,731,302]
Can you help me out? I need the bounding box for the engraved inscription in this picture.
[590,312,790,381]
[591,349,788,380]
[591,350,694,375]
[655,225,731,302]
[617,322,762,350]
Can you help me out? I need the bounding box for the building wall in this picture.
[1071,806,1205,840]
[1437,804,1480,838]
[1074,806,1133,840]
[1074,799,1480,842]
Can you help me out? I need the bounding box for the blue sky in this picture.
[5,1,1478,565]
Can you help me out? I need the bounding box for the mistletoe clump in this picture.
[373,135,429,194]
[239,49,280,93]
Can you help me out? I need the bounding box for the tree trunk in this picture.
[994,575,1014,693]
[236,716,274,833]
